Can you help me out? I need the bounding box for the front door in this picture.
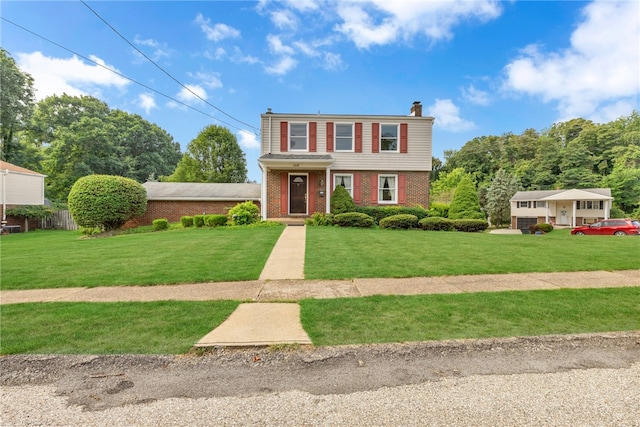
[289,175,307,214]
[558,209,570,225]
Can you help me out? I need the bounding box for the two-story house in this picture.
[258,102,434,220]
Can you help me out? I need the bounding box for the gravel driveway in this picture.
[2,332,639,426]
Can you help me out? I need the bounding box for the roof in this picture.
[510,188,612,202]
[261,112,435,122]
[259,153,334,169]
[143,182,261,201]
[0,161,46,177]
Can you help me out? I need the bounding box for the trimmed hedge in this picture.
[419,217,454,231]
[529,223,554,233]
[331,185,356,214]
[181,216,194,227]
[452,219,489,232]
[355,206,429,224]
[204,214,228,227]
[193,215,205,228]
[152,218,169,231]
[379,214,419,230]
[332,212,374,228]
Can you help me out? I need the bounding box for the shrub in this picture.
[193,215,205,227]
[452,219,489,232]
[305,212,334,226]
[419,217,454,231]
[332,212,374,228]
[355,206,428,224]
[529,223,554,233]
[427,202,450,218]
[68,175,147,231]
[330,185,356,214]
[204,214,228,227]
[379,214,419,230]
[181,216,194,227]
[610,205,626,218]
[152,219,169,231]
[228,201,260,225]
[448,176,484,220]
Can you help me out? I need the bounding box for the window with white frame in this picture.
[335,124,353,151]
[378,174,397,203]
[289,123,308,150]
[517,201,531,208]
[577,200,604,210]
[535,201,546,208]
[333,174,353,197]
[380,124,399,152]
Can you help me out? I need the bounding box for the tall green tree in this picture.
[430,167,470,204]
[448,176,484,220]
[0,49,36,163]
[168,125,247,183]
[603,145,640,213]
[486,169,520,227]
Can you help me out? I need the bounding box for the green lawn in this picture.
[300,287,640,346]
[0,300,240,354]
[0,227,284,290]
[304,227,640,279]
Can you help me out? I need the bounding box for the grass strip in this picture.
[300,287,640,346]
[0,300,240,354]
[305,227,640,279]
[1,226,283,290]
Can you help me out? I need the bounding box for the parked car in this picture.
[571,219,640,235]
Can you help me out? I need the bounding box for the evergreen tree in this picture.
[486,169,520,227]
[448,176,485,220]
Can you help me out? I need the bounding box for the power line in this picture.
[80,0,258,133]
[1,17,255,134]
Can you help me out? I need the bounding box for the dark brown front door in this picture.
[290,175,307,214]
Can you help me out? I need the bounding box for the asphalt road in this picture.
[2,332,639,426]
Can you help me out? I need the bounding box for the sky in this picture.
[1,0,639,183]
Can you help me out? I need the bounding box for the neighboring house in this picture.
[258,102,434,220]
[510,188,613,230]
[0,160,46,231]
[130,181,261,226]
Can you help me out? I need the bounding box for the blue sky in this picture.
[2,0,639,182]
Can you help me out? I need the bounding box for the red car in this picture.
[571,219,640,235]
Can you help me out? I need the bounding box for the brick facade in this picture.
[129,200,261,227]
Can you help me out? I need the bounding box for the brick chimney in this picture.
[410,101,422,117]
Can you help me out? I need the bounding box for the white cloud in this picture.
[427,99,475,132]
[231,47,261,65]
[195,14,241,42]
[237,129,260,149]
[503,0,640,122]
[176,84,207,103]
[461,84,491,106]
[293,40,319,57]
[322,52,345,71]
[190,71,223,90]
[271,9,298,29]
[133,35,171,61]
[137,93,156,114]
[335,0,502,49]
[267,34,295,55]
[265,56,297,75]
[16,52,130,100]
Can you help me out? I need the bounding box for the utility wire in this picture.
[80,0,259,133]
[1,17,252,134]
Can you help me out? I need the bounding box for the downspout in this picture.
[1,169,8,225]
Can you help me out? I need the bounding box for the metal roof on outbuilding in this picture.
[143,182,261,201]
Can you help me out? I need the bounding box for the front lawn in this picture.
[0,300,240,354]
[304,227,640,279]
[300,287,640,346]
[0,227,283,290]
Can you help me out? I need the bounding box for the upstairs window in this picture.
[335,124,353,151]
[577,200,604,210]
[380,124,399,152]
[535,201,546,208]
[289,123,308,151]
[517,201,531,208]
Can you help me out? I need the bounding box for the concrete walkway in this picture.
[2,224,639,348]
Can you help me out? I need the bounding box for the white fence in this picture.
[39,210,78,230]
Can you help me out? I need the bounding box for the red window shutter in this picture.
[354,173,362,204]
[280,173,288,215]
[398,174,407,204]
[309,122,317,152]
[280,122,288,152]
[308,174,316,212]
[326,122,334,152]
[400,123,408,153]
[355,122,363,153]
[371,175,378,203]
[372,123,379,153]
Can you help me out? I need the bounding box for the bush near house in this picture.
[379,214,419,230]
[152,219,169,231]
[330,185,356,214]
[427,202,450,218]
[452,219,489,232]
[529,223,554,234]
[181,216,194,227]
[356,206,428,224]
[68,175,147,231]
[332,212,374,228]
[448,176,485,220]
[204,214,228,227]
[193,215,205,227]
[228,201,259,225]
[419,217,454,231]
[305,212,334,226]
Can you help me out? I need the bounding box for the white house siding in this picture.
[1,171,45,205]
[261,114,433,172]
